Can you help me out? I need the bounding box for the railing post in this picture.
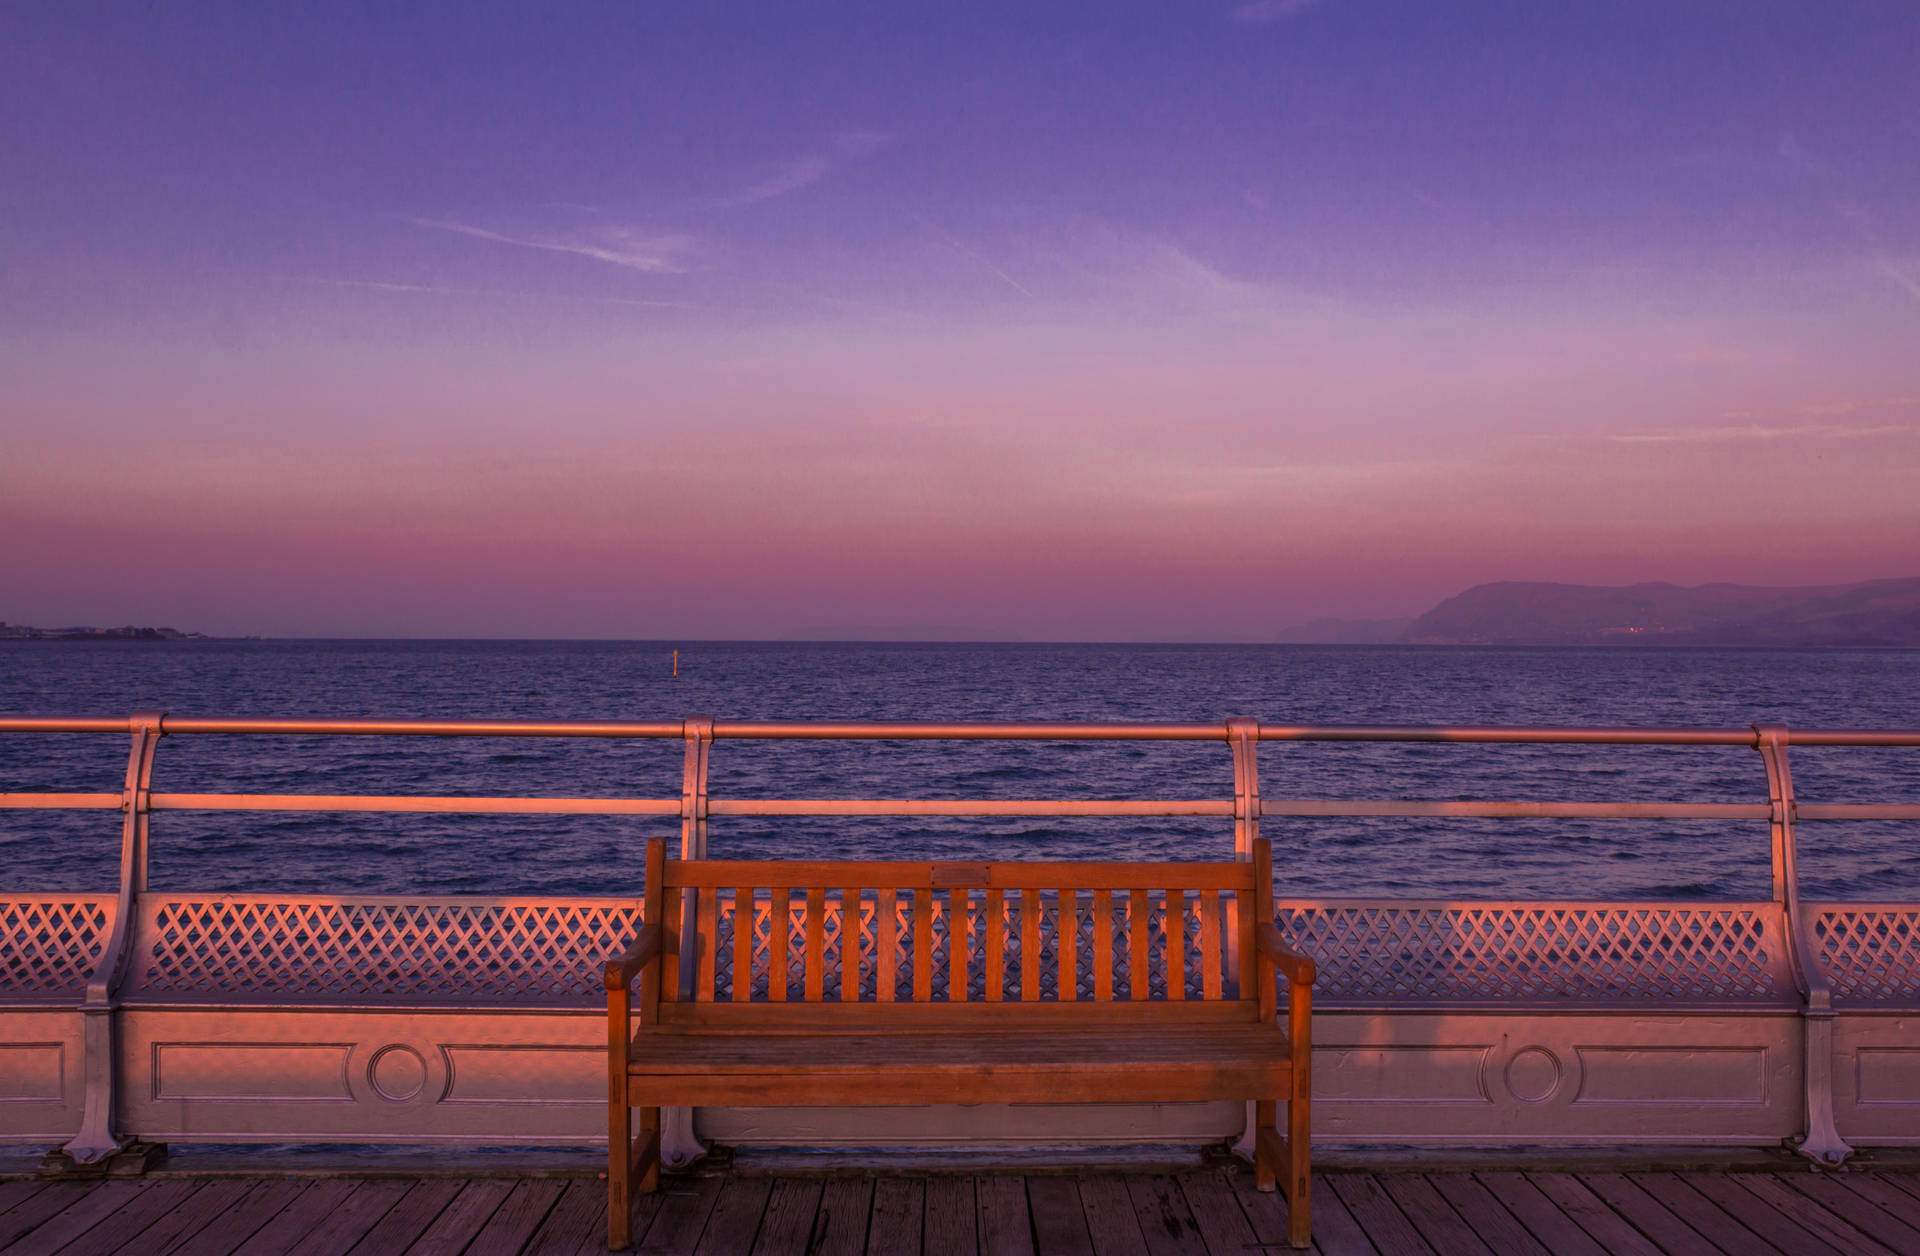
[661,715,714,1169]
[1225,718,1261,993]
[1226,717,1261,1161]
[60,711,163,1166]
[1755,723,1851,1166]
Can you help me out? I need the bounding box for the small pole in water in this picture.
[673,648,678,678]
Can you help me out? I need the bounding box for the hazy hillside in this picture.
[1400,578,1920,646]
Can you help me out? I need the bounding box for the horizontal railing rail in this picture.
[7,714,1920,745]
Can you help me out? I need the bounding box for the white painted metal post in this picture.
[1756,723,1852,1166]
[62,711,162,1164]
[662,715,714,1168]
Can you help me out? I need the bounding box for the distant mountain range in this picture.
[1281,578,1920,647]
[0,622,206,641]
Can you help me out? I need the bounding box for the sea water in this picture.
[2,641,1916,900]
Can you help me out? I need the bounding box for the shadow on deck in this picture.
[4,1167,1920,1255]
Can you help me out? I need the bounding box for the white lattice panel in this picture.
[126,896,641,1007]
[1273,901,1795,1005]
[1814,904,1920,1008]
[0,895,113,1003]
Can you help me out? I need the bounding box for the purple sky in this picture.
[4,3,1917,639]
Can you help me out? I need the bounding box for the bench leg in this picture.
[1254,1099,1279,1192]
[608,1086,631,1250]
[1286,1091,1311,1248]
[638,1106,661,1194]
[1252,1098,1311,1248]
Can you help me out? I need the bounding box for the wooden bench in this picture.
[605,836,1315,1249]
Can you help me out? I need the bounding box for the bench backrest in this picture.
[636,838,1274,1027]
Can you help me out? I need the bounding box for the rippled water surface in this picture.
[2,641,1916,899]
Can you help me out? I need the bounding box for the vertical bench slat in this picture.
[697,887,718,1001]
[1167,890,1185,1002]
[1235,885,1255,1009]
[1254,844,1278,1026]
[661,885,683,1004]
[877,888,897,1002]
[1129,889,1150,1001]
[1200,890,1222,1001]
[805,887,826,1001]
[948,890,967,1003]
[913,886,934,1002]
[769,887,790,1001]
[1093,890,1113,1001]
[1021,888,1041,1001]
[985,889,1005,1001]
[842,887,861,1001]
[733,887,754,1002]
[1059,888,1078,1002]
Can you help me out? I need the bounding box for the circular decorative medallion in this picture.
[368,1044,428,1103]
[1504,1047,1561,1104]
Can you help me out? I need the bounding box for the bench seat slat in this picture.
[626,1068,1288,1108]
[626,1029,1294,1106]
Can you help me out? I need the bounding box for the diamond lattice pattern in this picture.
[0,895,112,1002]
[130,897,641,1006]
[1274,903,1792,1004]
[92,893,1820,1009]
[1815,906,1920,1007]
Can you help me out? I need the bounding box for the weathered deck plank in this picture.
[690,1177,771,1256]
[1123,1175,1208,1256]
[1025,1177,1093,1256]
[1630,1173,1787,1256]
[403,1179,515,1256]
[1521,1174,1664,1256]
[62,1180,221,1256]
[1675,1172,1852,1256]
[2,1169,1918,1255]
[1800,1172,1920,1246]
[288,1177,415,1256]
[922,1176,977,1256]
[1572,1172,1723,1256]
[975,1176,1034,1256]
[342,1179,466,1256]
[167,1178,308,1256]
[1327,1174,1432,1256]
[1424,1174,1550,1256]
[750,1178,823,1256]
[866,1177,924,1256]
[634,1176,719,1255]
[814,1178,874,1256]
[0,1180,92,1250]
[1723,1171,1901,1256]
[1076,1177,1148,1256]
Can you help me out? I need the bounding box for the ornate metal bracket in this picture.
[1755,723,1852,1166]
[62,711,163,1165]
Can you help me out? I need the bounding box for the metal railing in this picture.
[3,713,1918,1169]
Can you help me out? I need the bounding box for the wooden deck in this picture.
[3,1168,1920,1255]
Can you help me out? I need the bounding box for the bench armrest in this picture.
[1256,923,1317,986]
[604,923,663,991]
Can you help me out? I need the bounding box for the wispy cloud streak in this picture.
[1232,0,1322,23]
[1609,422,1912,444]
[411,219,694,273]
[711,130,893,209]
[277,276,712,309]
[1779,132,1920,304]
